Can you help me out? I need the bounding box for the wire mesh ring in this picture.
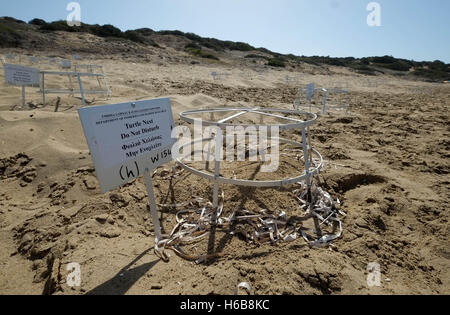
[176,137,323,188]
[179,107,318,131]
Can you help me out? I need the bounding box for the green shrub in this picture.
[185,42,202,50]
[40,20,74,32]
[91,24,122,38]
[123,30,147,43]
[2,17,25,24]
[134,28,154,36]
[245,54,270,60]
[228,41,253,51]
[370,55,397,64]
[120,30,159,46]
[185,47,201,56]
[358,69,377,76]
[203,53,220,60]
[0,24,22,47]
[267,58,286,68]
[158,30,185,36]
[351,64,373,71]
[298,57,320,66]
[382,61,411,71]
[412,68,449,82]
[256,47,273,54]
[360,58,370,65]
[186,47,219,60]
[428,60,449,72]
[185,32,202,42]
[29,18,47,26]
[348,64,377,75]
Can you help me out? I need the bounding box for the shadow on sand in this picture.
[85,248,160,295]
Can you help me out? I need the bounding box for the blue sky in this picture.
[2,0,449,62]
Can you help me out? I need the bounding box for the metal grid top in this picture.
[179,107,318,130]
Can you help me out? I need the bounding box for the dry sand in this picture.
[0,48,448,295]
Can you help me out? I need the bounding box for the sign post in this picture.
[21,86,25,108]
[322,88,328,115]
[144,170,163,241]
[3,64,40,109]
[78,98,175,259]
[306,83,315,113]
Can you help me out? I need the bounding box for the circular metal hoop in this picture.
[179,107,318,131]
[176,137,324,188]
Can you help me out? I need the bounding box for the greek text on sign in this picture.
[4,64,40,86]
[78,98,175,193]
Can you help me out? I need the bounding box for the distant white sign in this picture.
[4,64,40,86]
[306,83,315,101]
[61,60,71,69]
[78,98,175,193]
[29,56,39,64]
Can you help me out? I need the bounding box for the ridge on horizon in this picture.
[1,16,449,82]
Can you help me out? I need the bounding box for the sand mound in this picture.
[0,49,448,295]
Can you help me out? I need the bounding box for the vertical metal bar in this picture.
[259,126,267,163]
[205,140,212,171]
[213,159,220,209]
[96,76,102,89]
[307,126,312,164]
[77,74,85,105]
[303,127,321,236]
[212,134,221,209]
[144,169,162,242]
[41,73,46,106]
[322,90,328,115]
[21,86,25,109]
[301,127,311,191]
[68,74,73,96]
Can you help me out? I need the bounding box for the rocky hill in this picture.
[1,16,449,82]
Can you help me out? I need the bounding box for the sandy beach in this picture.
[0,42,449,295]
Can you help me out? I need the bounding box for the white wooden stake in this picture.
[302,127,322,236]
[41,72,46,106]
[212,134,221,209]
[322,90,328,115]
[144,169,163,242]
[213,159,221,209]
[77,74,86,105]
[21,86,25,108]
[205,140,212,171]
[301,127,311,191]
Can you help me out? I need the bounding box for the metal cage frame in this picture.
[177,107,323,208]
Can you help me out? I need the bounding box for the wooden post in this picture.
[77,74,86,105]
[41,72,46,106]
[21,86,25,109]
[213,159,221,209]
[303,127,321,236]
[322,90,328,115]
[54,97,61,113]
[144,169,162,242]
